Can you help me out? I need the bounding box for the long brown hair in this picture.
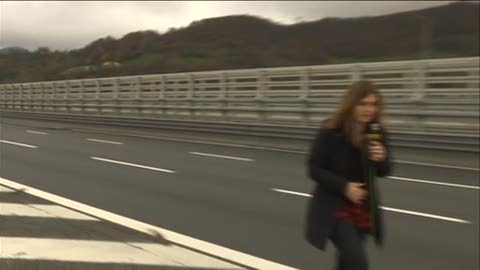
[325,80,385,147]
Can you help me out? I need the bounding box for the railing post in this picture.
[80,80,86,113]
[468,60,479,90]
[300,68,310,125]
[351,64,362,82]
[0,85,4,110]
[40,82,45,111]
[22,84,28,111]
[256,70,267,122]
[412,61,427,130]
[66,80,72,112]
[60,81,66,112]
[188,73,194,119]
[113,79,119,115]
[135,77,142,99]
[19,83,24,111]
[220,72,227,120]
[95,79,101,114]
[52,82,57,112]
[159,76,165,100]
[135,77,142,117]
[113,78,119,99]
[159,75,165,116]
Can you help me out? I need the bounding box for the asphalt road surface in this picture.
[0,117,478,270]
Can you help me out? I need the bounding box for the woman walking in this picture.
[305,80,393,270]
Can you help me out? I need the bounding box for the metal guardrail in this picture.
[2,111,478,152]
[0,57,479,151]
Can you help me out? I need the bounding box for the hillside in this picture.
[0,1,478,83]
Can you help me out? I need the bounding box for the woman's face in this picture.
[353,93,378,124]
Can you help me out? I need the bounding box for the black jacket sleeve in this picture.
[307,127,348,196]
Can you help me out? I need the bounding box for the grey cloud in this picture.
[1,1,190,50]
[207,1,457,23]
[124,1,191,16]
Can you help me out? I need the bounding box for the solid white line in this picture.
[394,160,480,171]
[379,206,471,224]
[91,157,175,174]
[0,177,298,270]
[0,237,243,268]
[272,188,310,197]
[86,138,123,145]
[1,203,99,220]
[190,152,254,162]
[388,176,479,190]
[0,140,38,148]
[26,130,48,135]
[271,188,471,224]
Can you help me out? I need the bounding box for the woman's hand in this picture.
[369,141,386,162]
[345,182,368,204]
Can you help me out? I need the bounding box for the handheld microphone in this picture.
[365,121,382,162]
[366,121,382,142]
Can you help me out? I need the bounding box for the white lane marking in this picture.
[379,206,471,224]
[0,237,244,268]
[272,189,313,198]
[0,177,297,270]
[91,157,175,174]
[86,138,123,145]
[73,128,479,172]
[388,176,479,190]
[1,203,99,221]
[394,160,480,172]
[0,140,38,148]
[190,152,254,162]
[271,189,308,197]
[73,128,307,153]
[26,130,48,135]
[271,188,472,224]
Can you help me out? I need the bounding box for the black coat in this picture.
[305,125,392,250]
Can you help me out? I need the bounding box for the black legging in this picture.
[329,218,368,270]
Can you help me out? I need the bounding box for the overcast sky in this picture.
[0,1,461,51]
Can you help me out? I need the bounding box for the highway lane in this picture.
[0,119,478,269]
[3,120,478,220]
